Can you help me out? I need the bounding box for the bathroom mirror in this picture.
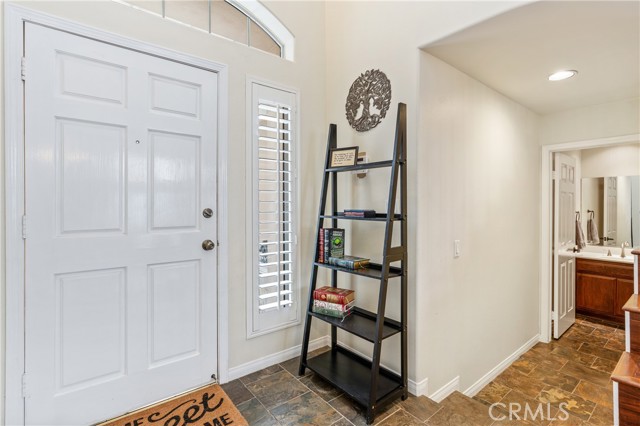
[581,176,640,247]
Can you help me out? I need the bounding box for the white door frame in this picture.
[3,4,230,425]
[539,133,640,343]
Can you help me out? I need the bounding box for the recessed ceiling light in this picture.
[548,70,578,81]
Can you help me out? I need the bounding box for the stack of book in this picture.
[317,227,370,270]
[317,228,345,263]
[343,209,376,218]
[312,286,355,319]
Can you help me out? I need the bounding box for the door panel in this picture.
[57,52,128,106]
[57,119,126,234]
[149,73,201,118]
[24,23,218,425]
[149,131,201,230]
[576,273,616,314]
[148,261,200,366]
[56,268,126,392]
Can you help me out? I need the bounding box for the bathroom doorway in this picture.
[540,134,640,343]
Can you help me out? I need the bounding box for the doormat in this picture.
[96,383,248,426]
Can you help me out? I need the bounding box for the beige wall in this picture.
[0,1,328,420]
[324,0,535,394]
[419,53,540,393]
[540,97,640,145]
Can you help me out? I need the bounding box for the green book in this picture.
[329,228,345,258]
[319,228,344,263]
[328,255,369,269]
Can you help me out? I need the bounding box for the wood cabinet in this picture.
[576,258,634,323]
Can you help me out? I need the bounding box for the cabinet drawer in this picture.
[576,273,616,314]
[576,258,634,279]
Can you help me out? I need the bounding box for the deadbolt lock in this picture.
[202,208,213,218]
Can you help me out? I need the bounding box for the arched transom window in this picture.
[119,0,294,59]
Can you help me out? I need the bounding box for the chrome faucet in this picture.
[621,241,630,258]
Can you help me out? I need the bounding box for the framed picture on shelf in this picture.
[330,146,359,167]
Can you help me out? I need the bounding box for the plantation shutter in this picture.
[249,82,298,336]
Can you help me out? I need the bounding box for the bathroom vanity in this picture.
[576,257,634,323]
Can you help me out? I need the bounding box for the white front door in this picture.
[553,153,576,338]
[24,23,218,425]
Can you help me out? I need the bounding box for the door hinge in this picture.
[22,215,27,239]
[22,373,29,398]
[551,171,557,180]
[21,57,26,81]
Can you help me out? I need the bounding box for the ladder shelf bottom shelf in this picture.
[304,346,404,409]
[308,307,402,343]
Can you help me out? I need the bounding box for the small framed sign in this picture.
[330,146,359,167]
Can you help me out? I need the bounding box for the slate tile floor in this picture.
[222,314,623,425]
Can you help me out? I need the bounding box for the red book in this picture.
[313,286,355,305]
[318,228,324,263]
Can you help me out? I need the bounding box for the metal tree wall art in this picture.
[345,69,392,132]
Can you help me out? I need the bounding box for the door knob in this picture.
[202,208,213,218]
[202,240,215,251]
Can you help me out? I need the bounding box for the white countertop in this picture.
[558,245,636,264]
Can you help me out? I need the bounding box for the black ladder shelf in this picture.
[299,103,408,424]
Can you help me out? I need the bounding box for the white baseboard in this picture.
[429,375,460,402]
[410,376,428,397]
[226,335,330,383]
[225,333,539,401]
[225,337,427,395]
[613,381,619,426]
[463,334,540,397]
[626,312,631,352]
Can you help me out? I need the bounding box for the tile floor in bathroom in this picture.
[222,314,623,425]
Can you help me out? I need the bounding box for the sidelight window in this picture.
[248,81,298,336]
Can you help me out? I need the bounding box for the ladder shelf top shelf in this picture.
[320,213,404,222]
[325,159,399,173]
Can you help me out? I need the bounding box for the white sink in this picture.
[597,252,634,263]
[602,253,624,259]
